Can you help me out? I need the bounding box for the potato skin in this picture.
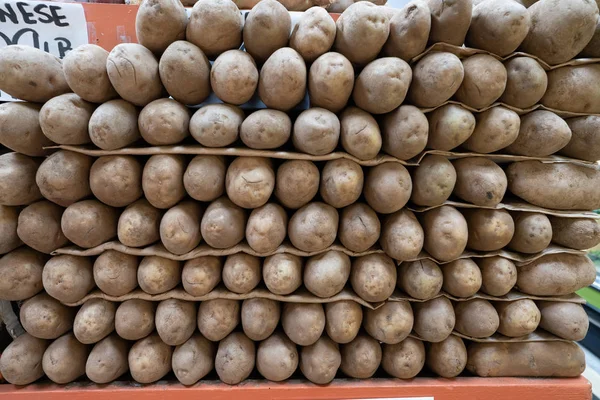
[43,333,89,384]
[262,254,303,295]
[90,156,143,207]
[137,256,181,295]
[184,155,226,202]
[106,44,163,106]
[62,200,118,249]
[538,301,589,341]
[340,334,382,379]
[241,298,280,341]
[507,161,600,210]
[517,253,596,296]
[211,50,258,105]
[384,0,431,61]
[135,0,187,54]
[464,209,515,252]
[455,55,507,109]
[0,153,42,206]
[426,335,467,378]
[93,251,139,296]
[89,99,140,150]
[117,199,162,248]
[505,111,571,157]
[282,303,325,346]
[398,260,443,300]
[42,255,94,304]
[380,209,424,262]
[172,334,216,385]
[243,0,291,63]
[1,102,54,155]
[290,7,336,63]
[478,256,517,297]
[408,52,464,108]
[500,57,548,109]
[495,299,540,337]
[426,104,475,151]
[198,299,240,342]
[258,48,307,111]
[442,259,482,298]
[0,45,69,102]
[155,299,197,346]
[0,333,48,385]
[350,254,397,303]
[0,205,21,254]
[421,206,468,262]
[467,341,586,377]
[142,154,186,209]
[160,201,203,255]
[257,332,298,382]
[364,301,413,345]
[304,251,351,298]
[241,109,291,150]
[542,64,600,114]
[115,299,156,341]
[339,203,381,252]
[159,41,211,105]
[454,299,500,338]
[453,158,507,207]
[181,256,222,296]
[215,332,256,385]
[550,217,600,250]
[275,160,319,209]
[63,44,118,103]
[128,333,173,384]
[293,108,340,155]
[562,116,600,162]
[86,334,129,384]
[463,107,520,154]
[20,293,75,340]
[508,212,552,254]
[382,105,429,161]
[411,155,456,206]
[382,337,426,379]
[17,201,68,254]
[413,297,455,343]
[187,0,242,59]
[340,106,382,161]
[308,52,354,113]
[300,336,341,384]
[520,0,599,65]
[200,197,247,249]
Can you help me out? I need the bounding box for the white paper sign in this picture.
[0,0,89,101]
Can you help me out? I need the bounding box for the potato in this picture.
[159,41,211,105]
[478,257,517,296]
[550,217,600,250]
[339,203,381,252]
[464,209,515,252]
[518,253,596,296]
[421,206,468,262]
[320,159,364,208]
[198,299,240,341]
[380,209,424,262]
[1,102,54,155]
[88,99,139,150]
[500,57,548,109]
[538,301,589,341]
[74,299,116,344]
[256,332,298,382]
[172,334,216,385]
[454,299,500,338]
[304,251,351,298]
[340,334,382,379]
[210,50,258,105]
[0,205,20,254]
[364,301,413,345]
[308,52,354,113]
[408,52,464,108]
[0,333,48,385]
[86,334,129,384]
[382,337,426,379]
[411,155,456,206]
[299,336,341,384]
[225,157,275,209]
[426,335,467,378]
[340,106,382,161]
[137,256,181,295]
[128,333,173,384]
[246,203,287,253]
[17,201,68,254]
[495,299,540,337]
[62,200,118,249]
[36,150,92,207]
[290,7,336,62]
[581,16,600,57]
[413,297,455,342]
[262,254,303,295]
[508,212,552,254]
[382,105,428,161]
[353,57,412,115]
[334,2,390,66]
[93,251,138,297]
[63,44,118,103]
[160,201,203,255]
[42,255,94,304]
[467,341,585,377]
[222,254,261,294]
[243,0,290,63]
[42,333,89,384]
[462,107,520,154]
[142,155,186,210]
[20,293,75,339]
[200,197,247,249]
[506,111,571,157]
[520,0,598,65]
[466,0,530,56]
[442,259,482,298]
[453,158,507,207]
[138,99,189,146]
[187,0,241,59]
[293,108,340,155]
[0,153,41,207]
[398,260,443,300]
[117,199,162,247]
[155,299,197,346]
[289,202,338,252]
[241,110,291,150]
[135,0,186,54]
[275,160,319,209]
[38,94,94,148]
[323,300,362,345]
[507,161,600,210]
[215,332,255,385]
[364,163,412,214]
[542,64,600,114]
[427,104,476,151]
[184,156,226,202]
[90,156,143,208]
[0,45,69,102]
[383,0,431,61]
[350,254,397,303]
[106,44,163,106]
[181,256,222,296]
[561,116,600,162]
[426,0,472,45]
[258,48,307,111]
[241,298,280,342]
[282,303,325,346]
[115,299,156,340]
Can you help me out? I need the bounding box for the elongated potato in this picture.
[339,203,380,252]
[505,111,571,157]
[300,336,341,384]
[413,297,455,343]
[364,163,412,214]
[243,0,290,63]
[0,205,21,254]
[0,45,69,102]
[200,197,246,249]
[507,161,600,210]
[36,150,92,207]
[426,0,472,45]
[20,293,75,339]
[241,109,291,150]
[304,251,351,298]
[0,333,48,385]
[198,299,240,342]
[62,200,117,249]
[421,206,468,262]
[408,52,464,108]
[453,158,507,207]
[275,160,319,209]
[63,44,118,103]
[325,300,362,344]
[142,154,186,210]
[187,0,241,59]
[411,155,456,206]
[426,335,467,378]
[181,256,222,296]
[117,199,162,248]
[320,159,363,209]
[137,256,181,294]
[427,104,475,151]
[128,333,173,384]
[561,116,600,162]
[226,157,275,209]
[172,334,216,385]
[258,48,307,111]
[160,201,203,255]
[262,254,303,295]
[282,303,325,346]
[289,202,338,252]
[184,156,226,202]
[241,298,280,341]
[478,257,517,297]
[464,209,515,252]
[139,99,189,146]
[382,337,426,379]
[351,254,397,303]
[42,255,94,304]
[467,341,586,377]
[74,299,116,344]
[293,108,340,155]
[538,301,589,341]
[93,251,138,296]
[500,57,548,109]
[308,52,354,113]
[495,299,540,337]
[340,106,382,161]
[211,50,257,105]
[0,153,41,206]
[550,217,600,250]
[508,212,552,254]
[455,55,507,109]
[290,7,336,62]
[43,333,89,384]
[462,107,520,154]
[384,0,431,61]
[40,93,95,147]
[454,299,499,338]
[442,259,482,298]
[215,332,255,385]
[86,334,129,384]
[1,102,54,155]
[246,204,287,253]
[382,105,429,161]
[340,334,382,379]
[542,64,600,114]
[380,209,424,262]
[115,299,156,341]
[257,332,298,382]
[136,0,187,54]
[398,260,443,300]
[364,301,413,344]
[222,254,261,294]
[156,299,197,346]
[90,156,143,207]
[17,201,68,254]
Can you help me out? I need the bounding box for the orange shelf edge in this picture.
[0,377,592,400]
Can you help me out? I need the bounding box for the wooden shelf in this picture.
[0,377,592,400]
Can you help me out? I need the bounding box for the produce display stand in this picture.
[0,2,594,399]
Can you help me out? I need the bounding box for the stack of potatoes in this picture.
[1,0,600,386]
